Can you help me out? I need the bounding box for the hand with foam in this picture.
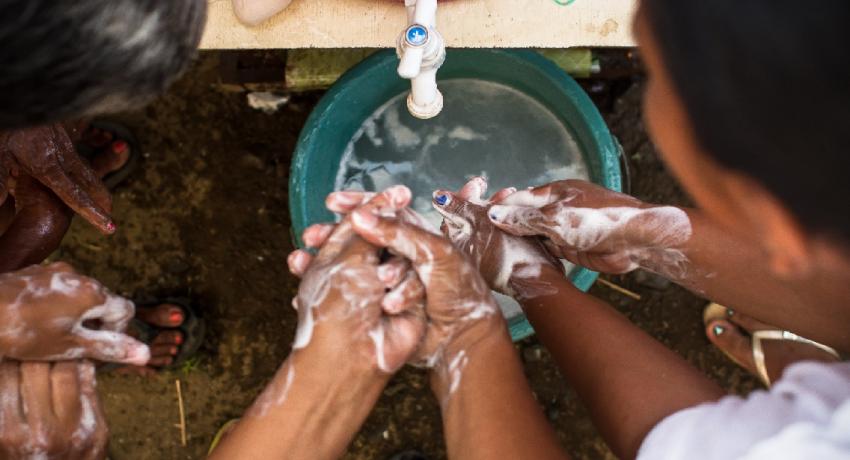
[288,187,428,374]
[343,188,506,374]
[0,263,150,365]
[487,180,693,277]
[291,186,505,368]
[0,360,108,460]
[432,176,563,300]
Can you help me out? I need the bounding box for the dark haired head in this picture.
[641,0,850,243]
[0,0,207,129]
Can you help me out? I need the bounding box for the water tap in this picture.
[396,0,445,119]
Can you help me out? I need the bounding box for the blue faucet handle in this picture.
[405,24,429,47]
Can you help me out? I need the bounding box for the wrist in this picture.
[292,341,390,392]
[428,317,509,399]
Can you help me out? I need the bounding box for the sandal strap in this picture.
[751,330,841,388]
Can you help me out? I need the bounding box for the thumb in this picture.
[74,330,151,365]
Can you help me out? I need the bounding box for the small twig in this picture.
[596,278,642,300]
[175,379,187,447]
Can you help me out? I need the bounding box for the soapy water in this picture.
[336,79,589,319]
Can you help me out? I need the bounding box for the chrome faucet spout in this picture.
[396,0,444,119]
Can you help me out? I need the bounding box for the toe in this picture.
[136,304,184,328]
[706,319,757,374]
[151,330,183,346]
[150,344,180,358]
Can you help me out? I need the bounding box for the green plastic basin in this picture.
[290,49,622,341]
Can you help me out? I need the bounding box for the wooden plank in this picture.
[201,0,637,49]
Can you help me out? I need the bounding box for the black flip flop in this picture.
[75,120,141,190]
[101,296,206,371]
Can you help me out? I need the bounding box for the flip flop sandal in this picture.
[101,296,206,372]
[75,120,141,190]
[703,302,840,387]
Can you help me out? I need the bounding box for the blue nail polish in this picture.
[435,194,448,206]
[489,212,499,221]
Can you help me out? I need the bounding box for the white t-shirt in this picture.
[638,361,850,459]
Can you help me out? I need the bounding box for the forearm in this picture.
[662,209,850,351]
[432,322,568,460]
[209,349,389,460]
[521,267,723,459]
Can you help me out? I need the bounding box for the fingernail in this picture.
[169,310,183,324]
[351,209,378,228]
[106,222,116,233]
[727,308,735,317]
[433,193,449,206]
[713,325,725,336]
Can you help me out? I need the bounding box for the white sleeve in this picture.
[637,361,850,460]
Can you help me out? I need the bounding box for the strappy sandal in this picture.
[703,302,840,387]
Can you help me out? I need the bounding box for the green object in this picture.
[289,49,622,341]
[285,48,595,91]
[286,49,378,92]
[537,48,594,78]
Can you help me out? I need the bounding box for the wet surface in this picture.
[55,51,758,459]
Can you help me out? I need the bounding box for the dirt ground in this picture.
[55,51,759,459]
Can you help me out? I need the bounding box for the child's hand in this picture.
[0,359,108,460]
[432,177,564,300]
[0,263,150,365]
[0,124,114,234]
[487,180,693,277]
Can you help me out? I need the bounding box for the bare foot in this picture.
[81,127,131,178]
[114,304,185,376]
[706,310,840,384]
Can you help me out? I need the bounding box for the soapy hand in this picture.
[0,360,108,460]
[290,189,427,373]
[0,263,150,364]
[432,176,563,299]
[288,186,434,317]
[0,124,115,234]
[487,180,693,277]
[346,188,503,371]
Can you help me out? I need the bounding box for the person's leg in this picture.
[706,310,840,384]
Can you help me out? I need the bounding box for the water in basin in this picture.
[335,78,589,318]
